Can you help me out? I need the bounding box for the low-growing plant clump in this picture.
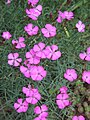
[0,0,90,120]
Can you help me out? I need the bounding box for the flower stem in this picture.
[64,26,70,38]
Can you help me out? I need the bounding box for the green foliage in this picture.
[0,0,90,120]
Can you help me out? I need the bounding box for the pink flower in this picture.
[79,52,87,60]
[14,98,28,113]
[56,93,70,109]
[79,47,90,61]
[34,5,42,15]
[12,37,26,49]
[41,24,56,38]
[86,47,90,61]
[64,11,74,20]
[26,49,40,64]
[82,70,90,84]
[56,11,65,23]
[2,31,12,40]
[23,59,30,66]
[64,69,78,82]
[24,23,39,36]
[28,0,39,6]
[76,21,85,32]
[30,66,47,81]
[22,85,41,104]
[43,45,61,60]
[34,104,48,120]
[20,64,34,78]
[59,86,68,94]
[20,65,47,81]
[6,0,11,4]
[26,5,42,20]
[33,42,46,58]
[72,115,85,120]
[22,84,32,96]
[8,53,22,67]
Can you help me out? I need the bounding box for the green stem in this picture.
[64,27,70,38]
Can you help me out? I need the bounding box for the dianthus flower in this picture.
[43,45,61,60]
[2,31,12,40]
[26,5,42,20]
[33,42,46,58]
[8,53,22,67]
[64,11,74,20]
[82,70,90,84]
[56,11,65,23]
[41,24,56,38]
[20,64,34,78]
[26,49,40,64]
[14,98,28,113]
[20,65,47,81]
[59,86,68,94]
[79,47,90,61]
[34,104,48,120]
[24,23,39,36]
[12,37,26,49]
[22,85,41,104]
[72,115,85,120]
[76,21,85,32]
[30,66,47,81]
[28,0,39,6]
[64,69,78,81]
[56,93,70,109]
[6,0,11,4]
